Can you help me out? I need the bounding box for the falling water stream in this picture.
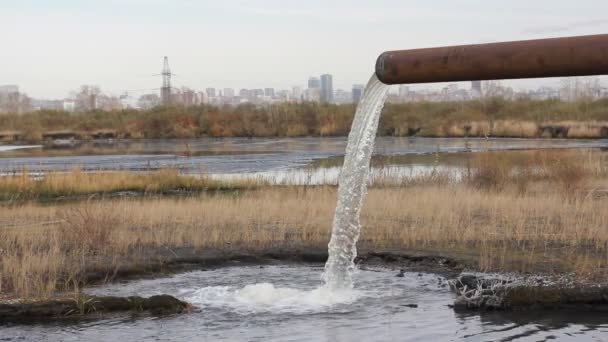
[322,74,390,289]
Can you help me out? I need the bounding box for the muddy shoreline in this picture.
[0,295,190,324]
[79,246,469,286]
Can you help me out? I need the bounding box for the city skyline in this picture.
[2,0,608,99]
[7,74,606,114]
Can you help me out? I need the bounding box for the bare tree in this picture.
[560,76,601,101]
[74,85,102,111]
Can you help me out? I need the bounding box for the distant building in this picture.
[0,85,18,95]
[304,88,320,102]
[334,89,351,104]
[30,99,64,111]
[223,88,235,98]
[292,86,303,102]
[138,94,161,110]
[264,88,275,97]
[63,100,76,112]
[252,89,265,97]
[206,88,216,98]
[276,89,291,102]
[471,81,482,97]
[239,89,250,98]
[528,87,560,100]
[198,91,208,104]
[0,85,21,113]
[352,84,364,103]
[119,93,137,109]
[320,74,334,104]
[182,88,197,107]
[308,77,320,89]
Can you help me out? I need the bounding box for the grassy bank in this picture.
[0,169,259,202]
[0,150,607,300]
[1,99,608,141]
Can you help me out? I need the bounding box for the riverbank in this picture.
[1,100,608,141]
[0,168,259,202]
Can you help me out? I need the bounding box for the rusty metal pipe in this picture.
[375,34,608,85]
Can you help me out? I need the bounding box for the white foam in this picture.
[185,283,362,314]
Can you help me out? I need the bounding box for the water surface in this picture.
[2,266,606,341]
[1,137,606,175]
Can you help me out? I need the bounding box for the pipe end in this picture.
[375,52,392,84]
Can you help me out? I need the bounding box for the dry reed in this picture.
[0,168,260,201]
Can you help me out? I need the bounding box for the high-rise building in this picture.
[352,84,364,103]
[264,88,275,97]
[223,88,235,98]
[182,88,196,107]
[206,88,216,98]
[320,74,334,104]
[308,77,320,89]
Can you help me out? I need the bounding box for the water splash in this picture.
[186,283,361,314]
[323,74,390,290]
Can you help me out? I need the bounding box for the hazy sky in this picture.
[2,0,608,99]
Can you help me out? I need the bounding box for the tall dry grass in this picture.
[1,182,607,300]
[0,150,607,300]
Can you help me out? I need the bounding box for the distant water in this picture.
[323,75,390,289]
[1,138,606,175]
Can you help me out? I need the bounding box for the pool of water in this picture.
[1,137,606,174]
[3,265,607,341]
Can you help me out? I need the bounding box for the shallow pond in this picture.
[1,137,607,175]
[3,265,607,341]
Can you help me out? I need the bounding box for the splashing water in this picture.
[186,283,362,314]
[323,74,390,290]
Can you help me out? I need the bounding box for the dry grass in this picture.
[440,120,608,138]
[0,168,260,201]
[466,150,605,194]
[0,150,607,300]
[490,120,539,138]
[1,183,608,300]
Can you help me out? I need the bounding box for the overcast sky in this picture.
[2,0,608,99]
